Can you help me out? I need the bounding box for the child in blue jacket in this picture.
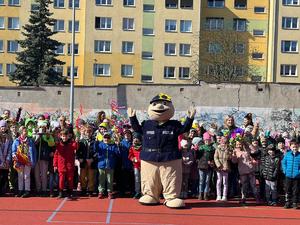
[95,132,119,199]
[281,140,300,209]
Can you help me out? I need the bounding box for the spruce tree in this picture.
[9,0,68,86]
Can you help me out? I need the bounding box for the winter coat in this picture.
[182,149,194,174]
[119,139,133,170]
[53,141,77,173]
[95,141,119,169]
[262,155,280,181]
[128,145,141,169]
[196,144,215,170]
[281,150,300,179]
[214,145,232,172]
[76,137,97,169]
[12,137,36,168]
[35,134,55,161]
[0,134,12,169]
[232,147,255,175]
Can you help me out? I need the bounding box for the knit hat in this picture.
[99,122,108,128]
[180,139,188,148]
[192,137,202,145]
[0,120,7,128]
[103,132,111,138]
[276,137,285,144]
[133,132,142,141]
[203,132,211,141]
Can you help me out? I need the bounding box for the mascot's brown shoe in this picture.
[139,195,159,205]
[164,198,185,209]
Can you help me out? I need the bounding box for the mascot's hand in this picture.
[127,107,136,117]
[187,106,196,119]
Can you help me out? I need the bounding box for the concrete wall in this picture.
[1,82,300,132]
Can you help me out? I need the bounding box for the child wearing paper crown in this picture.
[128,132,142,199]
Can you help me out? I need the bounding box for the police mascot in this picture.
[127,93,196,208]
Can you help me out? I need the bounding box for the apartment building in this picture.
[0,0,200,86]
[273,0,300,83]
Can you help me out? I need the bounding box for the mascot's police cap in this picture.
[150,93,172,104]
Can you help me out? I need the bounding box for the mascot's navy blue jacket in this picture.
[130,116,193,162]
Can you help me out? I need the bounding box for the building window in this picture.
[179,43,191,56]
[141,75,153,82]
[95,17,112,29]
[31,4,40,11]
[8,17,20,30]
[121,64,133,76]
[54,20,65,32]
[165,19,177,32]
[143,4,154,11]
[180,0,193,9]
[123,18,134,31]
[206,18,224,30]
[283,0,299,6]
[233,19,247,31]
[252,52,264,59]
[96,0,112,5]
[67,43,79,55]
[281,40,298,53]
[234,66,245,76]
[94,64,110,76]
[54,0,65,8]
[207,0,225,8]
[0,0,4,5]
[282,17,298,29]
[122,41,134,53]
[0,64,3,75]
[0,40,3,52]
[95,40,111,53]
[166,0,178,8]
[55,44,64,55]
[235,43,245,54]
[8,0,20,6]
[208,43,221,53]
[254,7,266,13]
[7,40,18,53]
[253,29,265,36]
[68,20,79,32]
[142,51,153,59]
[69,0,80,8]
[234,0,247,9]
[180,20,192,32]
[54,66,64,76]
[67,67,78,78]
[6,64,16,75]
[179,67,190,79]
[164,66,175,78]
[143,28,154,35]
[123,0,134,7]
[280,64,297,76]
[165,43,176,56]
[0,17,5,29]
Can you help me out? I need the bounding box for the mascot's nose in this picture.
[157,104,164,109]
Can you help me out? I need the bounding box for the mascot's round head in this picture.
[148,93,174,122]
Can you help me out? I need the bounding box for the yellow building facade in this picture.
[0,0,200,86]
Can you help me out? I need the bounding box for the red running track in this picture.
[0,197,299,225]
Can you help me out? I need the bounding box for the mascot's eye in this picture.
[153,103,157,106]
[163,101,167,105]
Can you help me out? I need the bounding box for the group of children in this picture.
[0,109,299,210]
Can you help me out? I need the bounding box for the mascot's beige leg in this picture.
[160,159,185,208]
[139,160,162,205]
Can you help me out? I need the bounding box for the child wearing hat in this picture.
[128,132,142,199]
[95,132,120,199]
[196,132,215,200]
[180,139,194,199]
[261,144,280,206]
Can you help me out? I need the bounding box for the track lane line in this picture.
[105,199,114,224]
[47,197,68,223]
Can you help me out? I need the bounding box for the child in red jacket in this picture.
[54,129,77,199]
[128,132,142,199]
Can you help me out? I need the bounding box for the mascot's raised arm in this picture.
[127,93,196,208]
